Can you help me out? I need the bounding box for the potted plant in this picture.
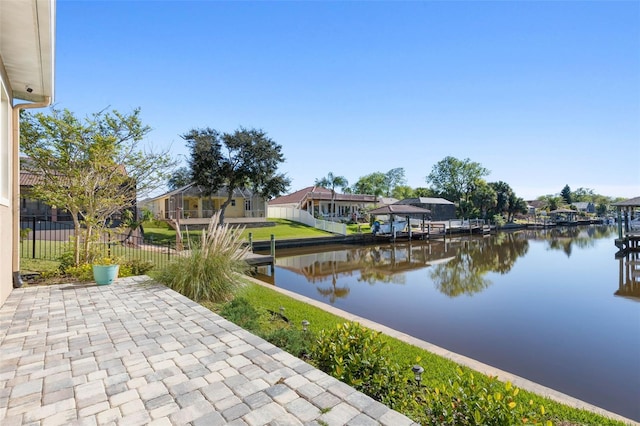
[92,256,120,285]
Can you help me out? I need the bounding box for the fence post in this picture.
[248,232,253,252]
[270,234,275,257]
[32,216,37,259]
[167,241,171,262]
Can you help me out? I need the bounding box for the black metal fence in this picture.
[19,216,175,270]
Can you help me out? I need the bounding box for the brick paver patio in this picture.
[0,276,417,425]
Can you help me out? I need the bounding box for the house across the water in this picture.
[141,183,267,223]
[573,201,596,214]
[394,197,456,221]
[268,186,391,221]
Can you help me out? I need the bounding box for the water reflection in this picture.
[617,251,640,301]
[277,232,531,299]
[273,226,620,301]
[522,225,617,256]
[429,233,529,297]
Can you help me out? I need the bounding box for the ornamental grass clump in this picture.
[158,212,250,302]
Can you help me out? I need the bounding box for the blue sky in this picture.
[54,0,639,200]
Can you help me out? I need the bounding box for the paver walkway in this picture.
[0,276,417,426]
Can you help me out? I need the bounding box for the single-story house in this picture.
[394,197,456,221]
[268,186,388,221]
[573,202,596,214]
[141,183,267,222]
[1,0,56,304]
[526,200,548,216]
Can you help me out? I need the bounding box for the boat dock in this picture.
[612,196,640,257]
[372,219,492,242]
[243,251,274,266]
[615,232,640,257]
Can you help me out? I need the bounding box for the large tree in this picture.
[352,168,406,198]
[21,107,175,266]
[315,172,349,218]
[167,166,192,190]
[539,194,561,211]
[489,181,514,218]
[182,127,290,225]
[414,187,435,197]
[384,167,406,196]
[560,184,572,205]
[472,180,497,219]
[426,156,490,217]
[506,192,528,222]
[352,172,386,197]
[391,185,415,200]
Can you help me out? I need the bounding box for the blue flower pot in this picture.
[92,264,119,285]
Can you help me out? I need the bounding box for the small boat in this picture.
[372,220,407,235]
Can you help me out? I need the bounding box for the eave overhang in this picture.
[0,0,55,103]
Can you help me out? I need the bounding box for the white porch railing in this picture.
[268,206,347,235]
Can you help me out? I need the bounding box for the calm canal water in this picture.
[257,226,640,421]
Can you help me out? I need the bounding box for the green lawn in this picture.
[242,219,335,241]
[144,218,336,244]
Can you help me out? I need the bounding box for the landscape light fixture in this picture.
[412,364,424,385]
[301,320,310,332]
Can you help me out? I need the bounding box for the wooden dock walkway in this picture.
[615,232,640,257]
[243,251,274,267]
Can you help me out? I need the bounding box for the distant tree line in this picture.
[538,184,622,216]
[313,157,624,222]
[319,156,526,220]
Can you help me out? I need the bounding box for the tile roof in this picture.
[269,186,378,205]
[20,171,46,186]
[146,183,256,201]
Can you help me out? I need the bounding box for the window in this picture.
[231,199,236,207]
[245,199,252,211]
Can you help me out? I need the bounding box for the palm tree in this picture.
[315,172,348,219]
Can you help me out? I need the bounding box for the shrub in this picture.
[119,259,155,277]
[20,227,31,241]
[64,263,93,281]
[309,321,408,407]
[58,250,76,274]
[219,297,260,331]
[156,212,250,303]
[421,368,551,426]
[263,327,315,360]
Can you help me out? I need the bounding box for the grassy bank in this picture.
[203,280,627,426]
[144,218,336,244]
